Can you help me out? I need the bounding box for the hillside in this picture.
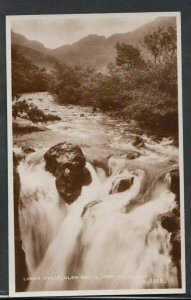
[12,31,49,53]
[11,43,61,73]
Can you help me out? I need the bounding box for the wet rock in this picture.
[44,142,92,204]
[13,119,46,134]
[22,146,36,154]
[14,145,36,162]
[92,107,99,113]
[15,239,28,292]
[160,169,181,279]
[160,213,180,232]
[125,151,140,160]
[13,147,25,161]
[82,167,92,186]
[44,142,86,175]
[170,230,181,260]
[160,169,180,229]
[109,177,134,194]
[116,177,134,193]
[133,136,145,148]
[160,212,181,282]
[55,174,81,204]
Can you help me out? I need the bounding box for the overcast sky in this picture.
[11,13,174,49]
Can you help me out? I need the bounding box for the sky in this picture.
[11,12,174,49]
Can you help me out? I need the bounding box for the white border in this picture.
[177,11,186,295]
[6,12,186,297]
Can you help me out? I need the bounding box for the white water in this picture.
[15,92,180,291]
[16,149,178,291]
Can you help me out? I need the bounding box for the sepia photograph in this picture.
[6,12,185,296]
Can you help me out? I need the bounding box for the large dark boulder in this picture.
[44,142,86,175]
[44,142,92,204]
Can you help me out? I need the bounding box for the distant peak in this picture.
[11,31,50,52]
[82,34,105,39]
[76,34,106,43]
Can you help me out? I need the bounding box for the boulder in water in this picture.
[132,136,145,148]
[116,177,134,193]
[22,145,36,154]
[109,176,134,194]
[44,142,86,175]
[125,151,140,160]
[160,213,180,232]
[160,214,181,263]
[92,107,98,113]
[44,142,92,204]
[14,145,36,162]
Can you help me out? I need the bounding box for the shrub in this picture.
[12,100,61,123]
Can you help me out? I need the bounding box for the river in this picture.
[13,92,181,292]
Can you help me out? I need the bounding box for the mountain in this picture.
[11,31,50,53]
[50,34,114,72]
[108,16,176,43]
[11,16,176,73]
[50,16,176,72]
[11,31,63,73]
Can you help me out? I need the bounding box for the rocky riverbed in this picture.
[12,92,182,291]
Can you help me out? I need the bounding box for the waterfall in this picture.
[18,150,67,275]
[16,149,178,291]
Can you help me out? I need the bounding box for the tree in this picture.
[114,43,145,70]
[160,26,177,63]
[142,26,177,64]
[49,65,81,104]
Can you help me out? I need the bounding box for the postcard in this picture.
[6,12,185,297]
